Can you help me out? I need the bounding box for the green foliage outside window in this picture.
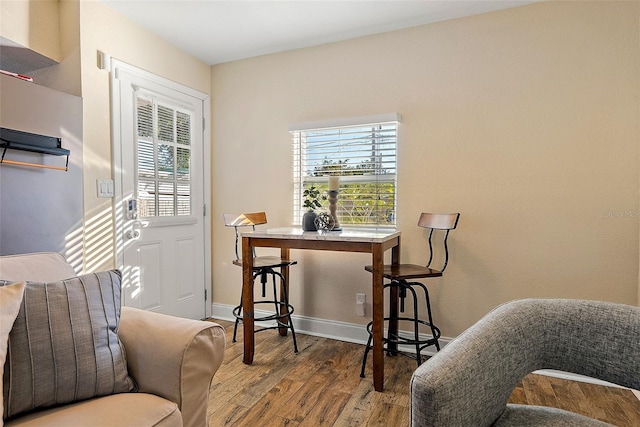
[304,159,395,226]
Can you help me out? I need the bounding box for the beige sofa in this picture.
[0,252,226,427]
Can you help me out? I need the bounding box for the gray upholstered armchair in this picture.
[410,298,640,426]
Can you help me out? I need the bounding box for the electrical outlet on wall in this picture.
[356,293,366,316]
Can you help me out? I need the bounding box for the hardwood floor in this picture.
[208,319,640,426]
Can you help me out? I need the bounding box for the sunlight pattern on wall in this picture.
[83,205,115,274]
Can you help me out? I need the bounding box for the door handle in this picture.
[126,229,140,240]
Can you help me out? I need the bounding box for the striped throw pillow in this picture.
[1,270,136,420]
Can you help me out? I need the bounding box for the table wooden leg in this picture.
[372,243,384,392]
[242,236,255,365]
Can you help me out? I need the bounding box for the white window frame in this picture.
[290,113,401,229]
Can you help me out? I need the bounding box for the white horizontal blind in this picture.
[136,95,193,218]
[292,115,399,227]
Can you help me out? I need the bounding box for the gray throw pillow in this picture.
[1,270,136,420]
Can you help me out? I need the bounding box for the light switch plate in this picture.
[97,179,114,198]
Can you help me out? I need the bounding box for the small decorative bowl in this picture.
[314,212,335,232]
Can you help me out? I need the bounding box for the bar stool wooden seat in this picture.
[360,212,460,376]
[223,212,298,353]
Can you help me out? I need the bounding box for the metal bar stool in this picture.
[223,212,299,353]
[361,212,460,376]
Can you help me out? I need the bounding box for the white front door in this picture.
[111,59,210,319]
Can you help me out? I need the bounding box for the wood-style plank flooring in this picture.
[207,319,640,426]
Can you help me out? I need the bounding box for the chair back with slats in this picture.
[418,213,460,273]
[223,212,268,260]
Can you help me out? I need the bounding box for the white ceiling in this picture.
[101,0,539,65]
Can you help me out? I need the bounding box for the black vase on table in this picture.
[302,210,318,231]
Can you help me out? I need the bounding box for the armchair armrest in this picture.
[411,300,540,427]
[118,307,226,427]
[410,299,640,427]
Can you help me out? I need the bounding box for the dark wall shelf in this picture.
[0,127,70,171]
[0,127,69,156]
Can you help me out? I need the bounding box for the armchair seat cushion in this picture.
[3,393,182,427]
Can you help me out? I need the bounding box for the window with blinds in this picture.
[291,114,400,228]
[136,95,192,218]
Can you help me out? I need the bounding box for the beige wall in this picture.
[0,0,80,96]
[30,0,82,96]
[78,0,211,272]
[211,1,640,336]
[4,0,638,337]
[0,0,61,62]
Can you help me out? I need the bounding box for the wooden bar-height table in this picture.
[241,227,401,392]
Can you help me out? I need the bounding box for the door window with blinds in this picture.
[136,95,193,218]
[291,114,400,227]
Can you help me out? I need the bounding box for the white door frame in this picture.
[108,57,212,318]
